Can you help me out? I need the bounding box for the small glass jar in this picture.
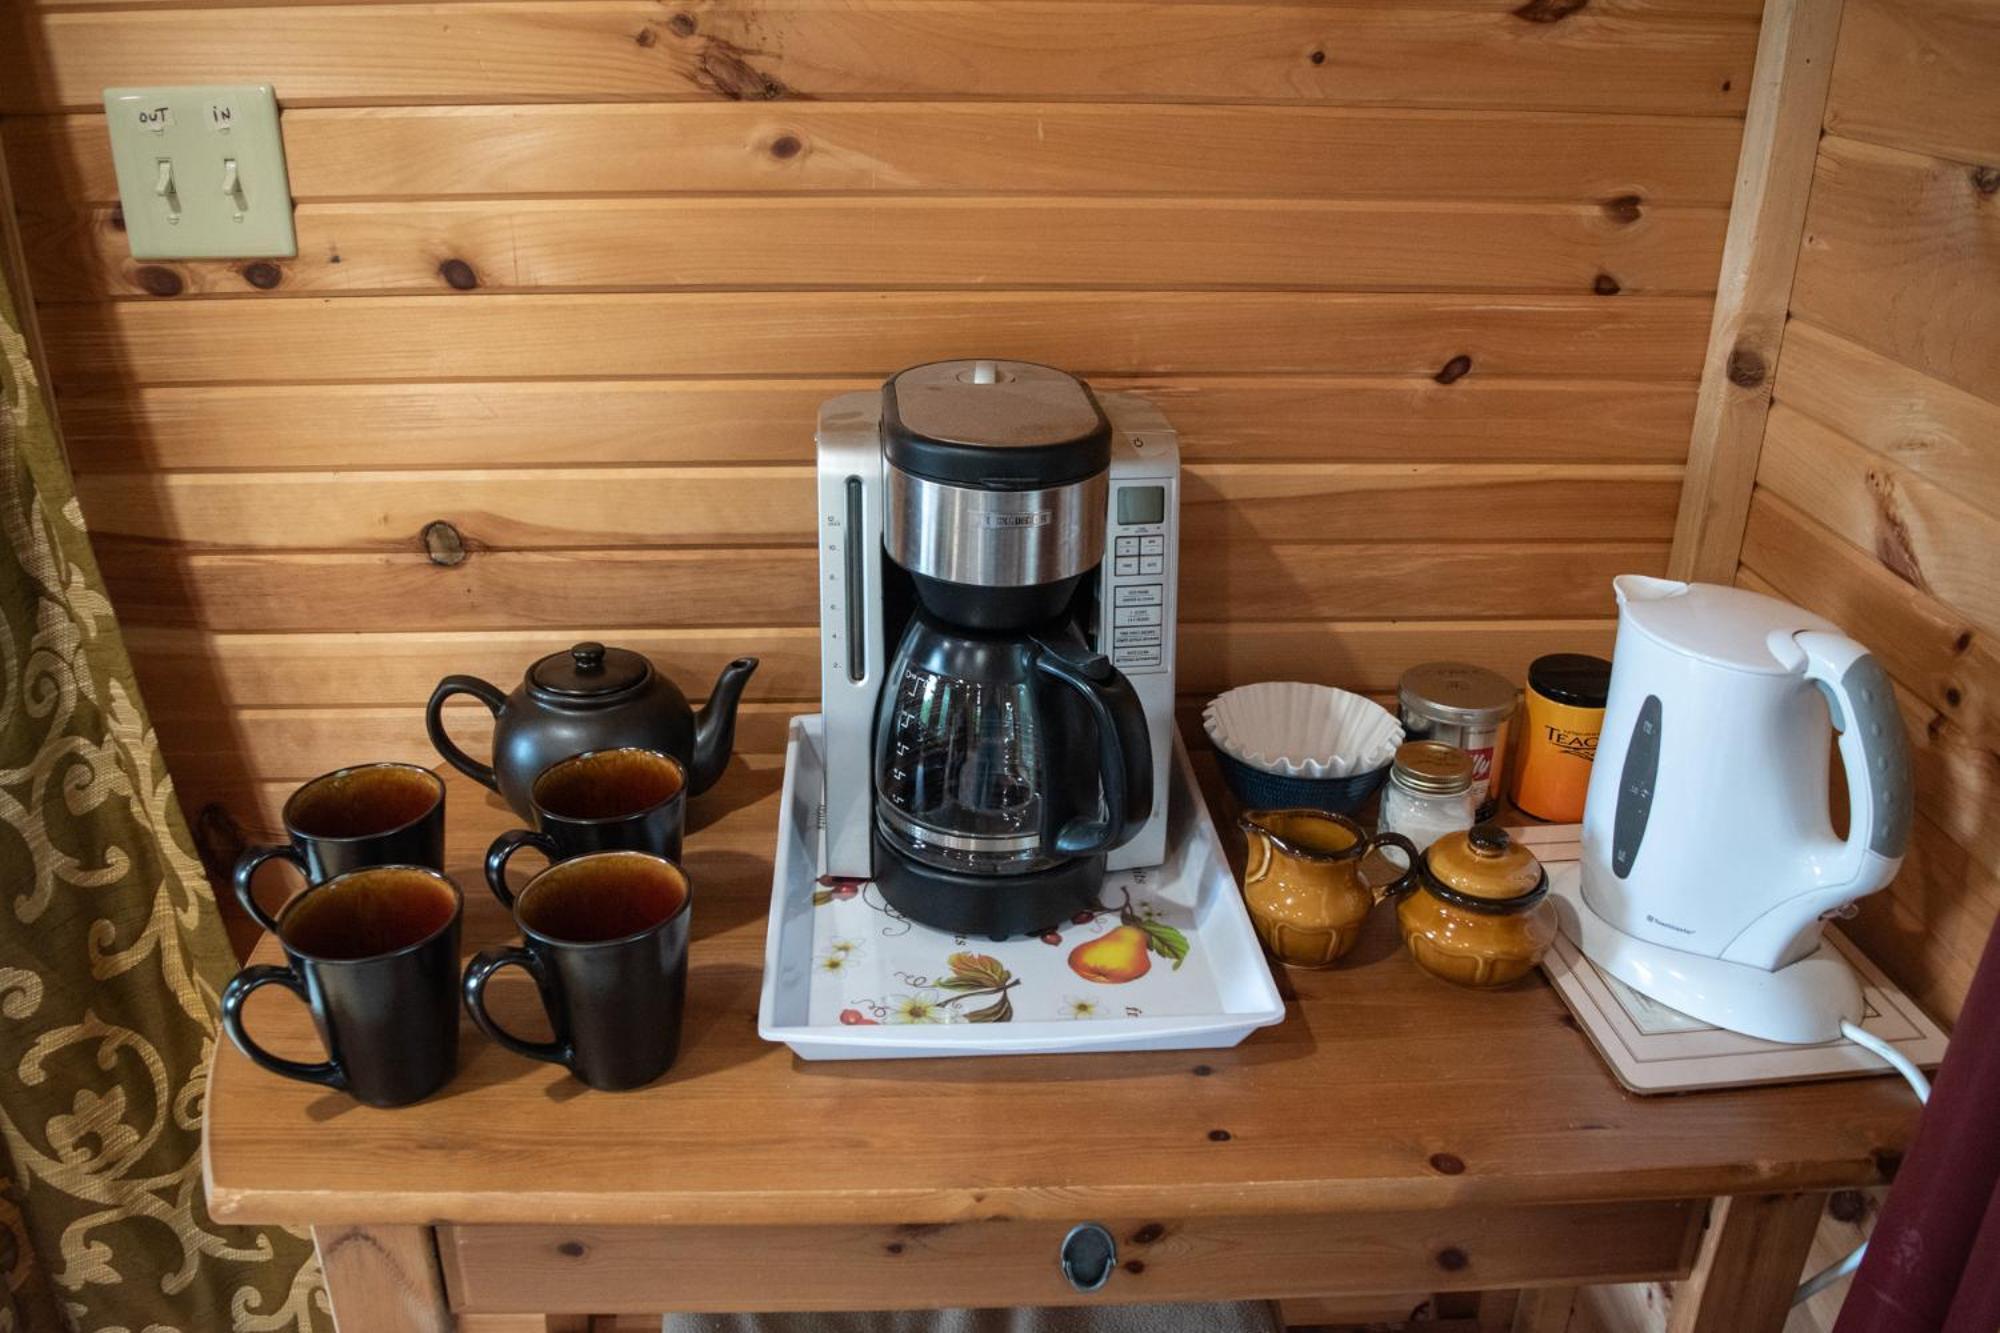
[1378,740,1478,859]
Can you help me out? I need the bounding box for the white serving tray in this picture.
[758,714,1285,1060]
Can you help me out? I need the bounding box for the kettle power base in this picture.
[1540,866,1946,1094]
[758,715,1286,1061]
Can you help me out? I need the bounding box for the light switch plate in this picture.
[103,84,296,260]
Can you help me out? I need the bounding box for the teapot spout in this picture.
[689,657,759,795]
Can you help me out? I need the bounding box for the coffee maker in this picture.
[817,360,1179,937]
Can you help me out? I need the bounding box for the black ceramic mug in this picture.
[234,762,446,933]
[220,865,463,1108]
[463,851,691,1092]
[484,748,686,906]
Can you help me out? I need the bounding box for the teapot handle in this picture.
[426,674,507,792]
[1032,639,1154,858]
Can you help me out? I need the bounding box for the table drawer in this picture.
[440,1200,1702,1314]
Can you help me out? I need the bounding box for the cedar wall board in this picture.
[1738,0,2000,1027]
[0,3,1759,873]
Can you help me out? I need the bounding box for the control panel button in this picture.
[1113,584,1163,607]
[1114,626,1163,647]
[1118,647,1163,668]
[1138,555,1165,576]
[1113,604,1162,628]
[1114,536,1139,557]
[1139,535,1165,556]
[1113,557,1138,577]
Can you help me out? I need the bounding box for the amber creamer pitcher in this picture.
[1238,810,1418,968]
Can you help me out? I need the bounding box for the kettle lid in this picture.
[1613,576,1841,675]
[530,641,652,698]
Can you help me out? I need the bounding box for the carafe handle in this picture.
[1033,640,1154,857]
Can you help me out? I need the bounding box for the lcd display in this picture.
[1116,486,1166,526]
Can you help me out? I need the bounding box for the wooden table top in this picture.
[204,750,1917,1228]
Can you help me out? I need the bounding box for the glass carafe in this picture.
[874,613,1152,878]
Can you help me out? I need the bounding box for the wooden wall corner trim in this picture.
[1668,0,1846,584]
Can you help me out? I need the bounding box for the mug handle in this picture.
[462,947,569,1068]
[220,965,345,1090]
[1360,832,1423,901]
[234,844,310,934]
[426,674,507,792]
[485,828,561,909]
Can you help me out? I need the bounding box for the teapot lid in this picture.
[530,642,652,699]
[1419,824,1548,914]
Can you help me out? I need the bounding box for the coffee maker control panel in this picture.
[1106,500,1169,672]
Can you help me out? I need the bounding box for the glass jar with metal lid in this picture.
[1378,740,1477,859]
[1397,662,1519,820]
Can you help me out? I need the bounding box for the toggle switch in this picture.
[153,159,181,223]
[221,158,246,220]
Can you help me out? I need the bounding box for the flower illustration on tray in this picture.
[1068,888,1189,984]
[888,994,951,1025]
[1059,995,1111,1021]
[814,950,855,976]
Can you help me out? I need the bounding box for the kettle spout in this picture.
[689,657,759,795]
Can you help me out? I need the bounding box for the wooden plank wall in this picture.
[0,1,1760,849]
[1734,0,2000,1027]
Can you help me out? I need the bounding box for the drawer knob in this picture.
[1059,1223,1117,1293]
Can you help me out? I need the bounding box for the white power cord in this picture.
[1792,1020,1934,1307]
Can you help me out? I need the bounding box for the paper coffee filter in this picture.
[1202,682,1404,779]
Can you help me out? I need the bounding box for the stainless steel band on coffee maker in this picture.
[883,466,1107,590]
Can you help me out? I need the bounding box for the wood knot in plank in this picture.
[1725,344,1766,388]
[1944,685,1962,708]
[422,520,469,566]
[1190,1064,1213,1077]
[1954,630,1974,654]
[667,11,697,36]
[1828,1190,1872,1223]
[1972,166,2000,198]
[557,1240,586,1258]
[769,134,803,160]
[1865,471,1928,590]
[133,265,183,298]
[1435,1247,1470,1272]
[1308,49,1326,65]
[1600,194,1644,225]
[635,26,659,46]
[1129,1223,1166,1245]
[1207,1128,1232,1142]
[694,37,799,101]
[438,258,480,290]
[884,1242,905,1255]
[191,802,250,888]
[1428,1152,1466,1175]
[241,261,283,290]
[1593,272,1621,296]
[1513,0,1587,22]
[1434,355,1472,385]
[1123,1259,1147,1274]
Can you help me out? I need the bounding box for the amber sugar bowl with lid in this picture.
[1394,823,1555,988]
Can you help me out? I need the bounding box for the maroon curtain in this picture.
[1835,920,2000,1333]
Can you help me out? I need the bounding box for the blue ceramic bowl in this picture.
[1215,748,1391,815]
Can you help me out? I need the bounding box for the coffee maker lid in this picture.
[883,359,1110,490]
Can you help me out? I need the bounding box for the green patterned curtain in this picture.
[0,251,325,1328]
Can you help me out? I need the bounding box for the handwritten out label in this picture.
[136,105,173,132]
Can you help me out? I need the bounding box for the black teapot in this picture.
[426,642,758,818]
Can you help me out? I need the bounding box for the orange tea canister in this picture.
[1511,654,1611,823]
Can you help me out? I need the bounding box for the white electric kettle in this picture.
[1554,576,1913,1044]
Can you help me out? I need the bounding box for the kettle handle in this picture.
[426,674,507,792]
[1795,633,1913,877]
[1033,640,1154,858]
